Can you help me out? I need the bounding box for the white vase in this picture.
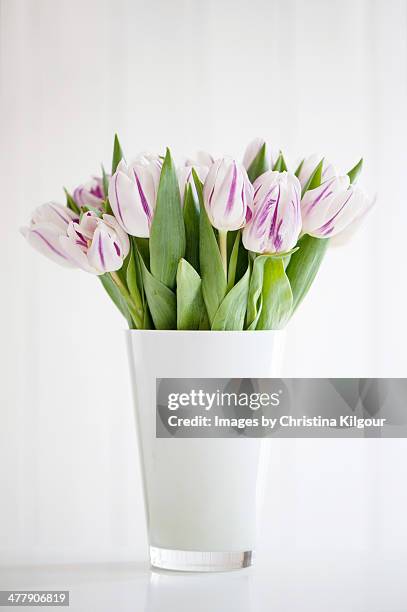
[127,330,284,572]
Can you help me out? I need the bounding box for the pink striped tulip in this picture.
[203,158,254,231]
[242,171,302,253]
[21,202,79,267]
[108,158,161,237]
[73,177,105,210]
[301,175,371,238]
[59,211,129,274]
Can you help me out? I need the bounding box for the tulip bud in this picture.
[178,165,209,204]
[203,158,254,231]
[108,159,160,237]
[21,202,79,267]
[301,175,371,238]
[73,177,105,210]
[297,154,336,191]
[242,171,302,254]
[59,211,130,274]
[243,137,272,171]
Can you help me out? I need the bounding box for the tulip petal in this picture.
[87,225,123,273]
[133,168,153,222]
[73,177,105,209]
[303,175,372,239]
[225,162,238,214]
[203,158,253,231]
[31,202,78,232]
[331,192,376,246]
[301,175,353,236]
[297,154,336,190]
[59,235,99,274]
[108,163,155,237]
[242,171,301,254]
[76,211,99,238]
[102,213,130,258]
[21,223,76,268]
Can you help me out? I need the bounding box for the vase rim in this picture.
[125,329,285,334]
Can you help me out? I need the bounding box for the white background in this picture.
[1,0,407,573]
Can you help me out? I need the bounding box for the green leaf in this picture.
[301,158,324,197]
[347,158,363,184]
[272,152,288,172]
[199,308,210,330]
[227,230,237,257]
[133,242,145,304]
[142,306,152,329]
[245,250,296,329]
[99,274,134,328]
[247,143,268,183]
[246,255,268,329]
[111,133,124,174]
[80,205,103,216]
[126,248,143,319]
[193,169,227,325]
[183,183,200,272]
[102,165,109,198]
[176,259,206,330]
[104,198,113,215]
[227,231,241,292]
[135,237,150,268]
[64,188,80,215]
[235,237,249,284]
[286,234,329,313]
[248,296,263,330]
[295,159,304,178]
[212,265,250,331]
[110,266,144,329]
[115,243,131,286]
[257,258,293,329]
[139,255,176,329]
[131,240,149,328]
[150,148,186,290]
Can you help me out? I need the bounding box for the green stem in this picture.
[219,230,228,279]
[110,271,143,328]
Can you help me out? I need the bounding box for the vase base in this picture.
[149,546,253,572]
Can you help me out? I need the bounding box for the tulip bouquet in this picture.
[21,136,371,330]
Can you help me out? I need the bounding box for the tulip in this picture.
[203,158,254,232]
[242,171,302,254]
[108,158,161,237]
[296,154,336,191]
[243,137,273,172]
[59,211,130,274]
[21,202,79,267]
[178,165,209,204]
[301,175,371,238]
[73,177,105,210]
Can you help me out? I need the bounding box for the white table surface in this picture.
[1,549,405,612]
